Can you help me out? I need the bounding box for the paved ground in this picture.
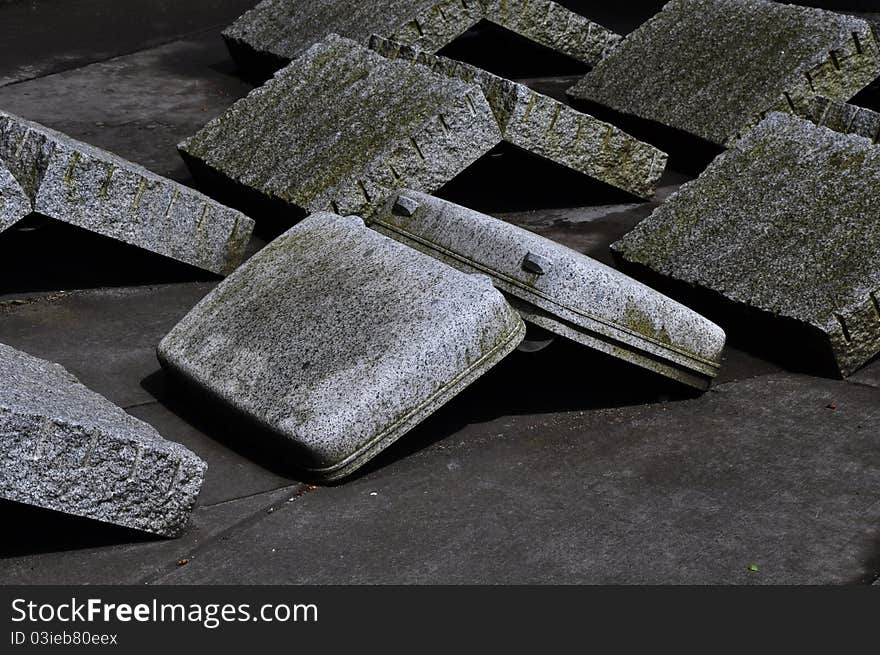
[0,0,878,585]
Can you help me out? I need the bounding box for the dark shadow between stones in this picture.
[613,255,847,379]
[0,215,220,295]
[0,498,158,558]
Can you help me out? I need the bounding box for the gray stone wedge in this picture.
[179,34,502,219]
[612,112,880,378]
[0,110,254,276]
[567,0,880,146]
[369,36,667,199]
[0,342,206,537]
[157,211,525,481]
[0,160,31,233]
[223,0,620,75]
[370,190,725,390]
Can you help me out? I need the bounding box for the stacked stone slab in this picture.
[809,96,880,140]
[158,212,525,481]
[612,113,880,377]
[567,0,880,146]
[369,37,667,199]
[0,342,205,537]
[0,161,31,233]
[179,34,502,219]
[0,110,254,276]
[223,0,620,77]
[370,190,725,389]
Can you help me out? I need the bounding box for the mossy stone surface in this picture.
[157,212,525,481]
[613,113,880,377]
[0,342,206,537]
[0,110,253,276]
[809,96,880,141]
[223,0,619,75]
[180,34,502,218]
[0,160,31,233]
[568,0,880,145]
[370,36,667,199]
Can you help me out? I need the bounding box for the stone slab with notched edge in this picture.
[612,112,880,378]
[0,110,254,276]
[0,342,206,537]
[567,0,880,146]
[157,212,525,482]
[370,190,725,390]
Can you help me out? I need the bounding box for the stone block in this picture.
[157,211,525,481]
[179,34,502,218]
[370,190,725,389]
[222,0,620,76]
[0,110,253,276]
[0,342,205,537]
[568,0,880,145]
[809,96,880,141]
[0,160,30,233]
[612,113,880,377]
[370,36,667,199]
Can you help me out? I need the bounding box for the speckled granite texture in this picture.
[613,113,880,377]
[568,0,880,145]
[809,96,880,140]
[369,36,666,199]
[179,34,502,219]
[223,0,620,76]
[370,190,724,389]
[0,342,205,537]
[0,110,253,276]
[157,212,525,481]
[0,160,30,233]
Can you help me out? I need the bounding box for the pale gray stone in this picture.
[612,112,880,378]
[568,0,880,145]
[370,36,667,199]
[0,342,205,537]
[223,0,620,76]
[0,160,30,233]
[809,96,880,141]
[179,34,502,218]
[0,110,254,276]
[370,190,726,390]
[157,211,525,481]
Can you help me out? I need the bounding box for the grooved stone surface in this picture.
[612,113,880,378]
[179,34,502,218]
[370,36,667,199]
[0,161,30,232]
[157,212,525,481]
[0,342,206,537]
[371,190,724,389]
[809,96,880,140]
[568,0,880,145]
[0,110,254,276]
[222,0,620,75]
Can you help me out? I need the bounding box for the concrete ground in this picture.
[0,0,878,585]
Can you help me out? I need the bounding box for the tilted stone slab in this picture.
[370,190,725,389]
[568,0,880,146]
[612,113,880,377]
[369,37,667,199]
[0,161,31,233]
[158,211,525,481]
[0,342,205,537]
[809,96,880,141]
[0,111,254,276]
[179,35,502,218]
[223,0,620,76]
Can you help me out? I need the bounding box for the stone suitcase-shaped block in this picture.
[568,0,880,146]
[0,342,205,537]
[179,34,502,220]
[0,110,254,276]
[612,113,880,377]
[371,190,725,390]
[158,212,525,481]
